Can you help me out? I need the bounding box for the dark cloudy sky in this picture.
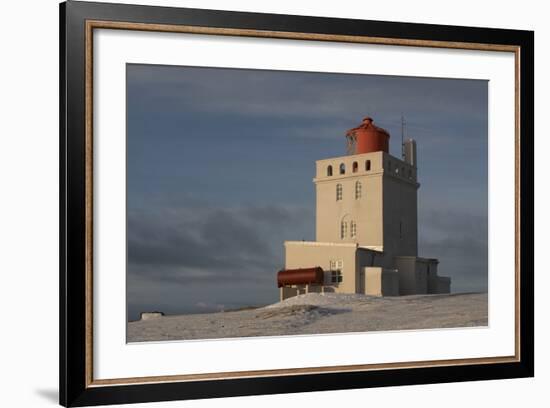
[126,64,488,321]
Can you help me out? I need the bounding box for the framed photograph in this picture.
[60,1,534,406]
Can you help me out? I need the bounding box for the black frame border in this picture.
[60,1,534,406]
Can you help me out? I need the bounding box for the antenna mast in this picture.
[401,114,406,159]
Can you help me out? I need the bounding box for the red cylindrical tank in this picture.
[346,117,390,154]
[277,267,324,288]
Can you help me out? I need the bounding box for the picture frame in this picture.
[59,1,534,406]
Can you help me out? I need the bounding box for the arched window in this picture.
[339,163,346,174]
[340,220,348,239]
[350,221,357,238]
[352,161,358,173]
[355,181,362,199]
[336,184,343,201]
[327,165,333,176]
[366,160,371,171]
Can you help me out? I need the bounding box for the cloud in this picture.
[127,204,312,285]
[127,64,487,139]
[126,204,313,319]
[419,208,488,292]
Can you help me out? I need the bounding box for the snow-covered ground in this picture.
[127,292,488,342]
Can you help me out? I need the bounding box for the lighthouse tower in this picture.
[315,117,418,262]
[278,116,450,300]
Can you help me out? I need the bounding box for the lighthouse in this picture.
[278,116,450,300]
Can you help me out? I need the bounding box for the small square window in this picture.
[355,181,362,199]
[331,270,343,283]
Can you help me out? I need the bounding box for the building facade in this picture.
[278,117,451,300]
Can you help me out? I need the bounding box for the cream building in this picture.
[278,117,451,300]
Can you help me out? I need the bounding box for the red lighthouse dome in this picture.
[345,117,390,154]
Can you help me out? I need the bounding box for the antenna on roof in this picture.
[401,113,406,160]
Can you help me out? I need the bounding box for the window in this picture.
[327,165,333,176]
[340,220,347,239]
[355,181,362,199]
[399,221,403,239]
[408,169,412,179]
[339,163,346,174]
[331,270,343,284]
[336,184,343,201]
[329,260,343,284]
[352,161,358,173]
[388,161,392,172]
[350,221,357,238]
[366,160,371,171]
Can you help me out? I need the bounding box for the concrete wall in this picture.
[394,257,417,295]
[382,154,419,260]
[284,241,358,294]
[314,151,418,263]
[437,277,451,294]
[307,284,323,294]
[395,256,446,295]
[314,152,385,247]
[414,260,429,294]
[356,246,389,266]
[364,267,399,296]
[280,286,298,301]
[427,262,440,293]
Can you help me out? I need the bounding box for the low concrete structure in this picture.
[140,312,165,321]
[278,117,451,300]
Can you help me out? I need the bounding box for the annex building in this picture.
[277,116,451,300]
